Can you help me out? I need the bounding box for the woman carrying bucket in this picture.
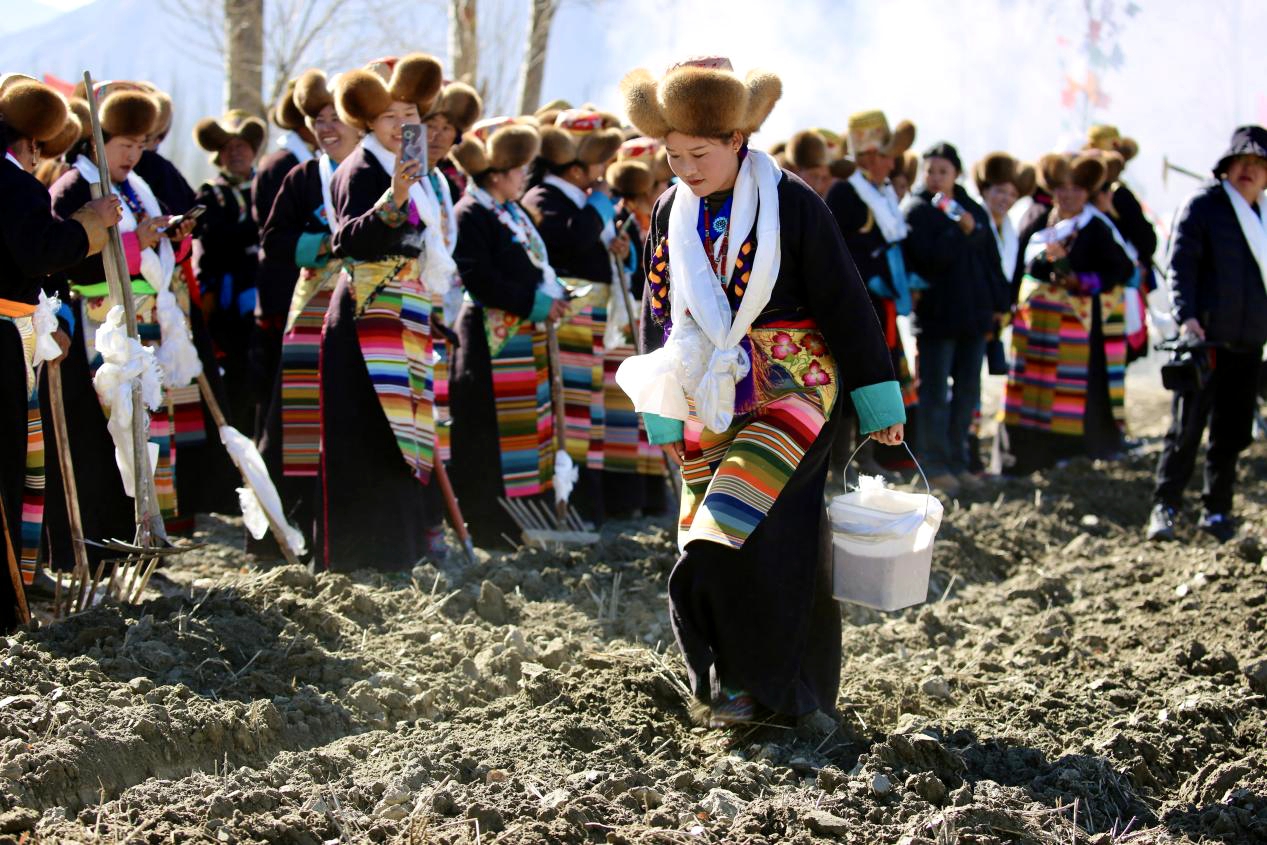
[615,57,905,728]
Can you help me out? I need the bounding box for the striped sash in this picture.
[491,322,554,497]
[556,279,607,470]
[2,304,46,578]
[281,265,340,476]
[1003,276,1127,435]
[677,322,838,550]
[350,259,436,483]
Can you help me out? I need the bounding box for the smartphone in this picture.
[400,123,427,168]
[161,204,207,232]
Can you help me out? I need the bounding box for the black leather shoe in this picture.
[1198,512,1236,543]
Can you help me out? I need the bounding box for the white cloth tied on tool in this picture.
[92,305,163,498]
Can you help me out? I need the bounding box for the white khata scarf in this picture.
[1222,179,1267,294]
[848,169,908,243]
[73,156,201,388]
[616,148,782,433]
[991,214,1019,281]
[277,130,315,165]
[361,133,457,296]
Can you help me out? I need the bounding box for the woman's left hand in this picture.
[870,423,904,446]
[167,217,196,241]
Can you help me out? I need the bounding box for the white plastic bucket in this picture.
[829,442,943,611]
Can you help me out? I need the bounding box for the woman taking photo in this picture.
[617,57,903,727]
[319,53,446,571]
[994,153,1135,475]
[448,118,569,549]
[255,68,359,550]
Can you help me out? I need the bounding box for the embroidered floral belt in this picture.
[743,320,838,415]
[348,257,420,318]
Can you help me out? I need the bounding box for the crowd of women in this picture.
[6,53,1255,729]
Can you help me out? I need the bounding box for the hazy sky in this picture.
[5,0,1265,234]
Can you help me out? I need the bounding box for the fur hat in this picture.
[101,89,159,139]
[535,98,571,119]
[194,109,267,154]
[133,83,174,137]
[829,157,857,180]
[1069,153,1107,194]
[0,77,68,142]
[273,77,307,131]
[606,159,653,198]
[453,117,540,176]
[1035,153,1071,194]
[618,137,673,184]
[1013,162,1037,198]
[539,109,623,167]
[815,127,843,160]
[847,110,915,158]
[893,150,918,185]
[425,81,483,134]
[1086,124,1139,163]
[40,106,82,158]
[621,56,781,139]
[787,130,828,171]
[973,151,1019,194]
[293,69,335,121]
[1081,148,1125,187]
[335,53,444,131]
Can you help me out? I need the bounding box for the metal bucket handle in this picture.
[843,438,932,523]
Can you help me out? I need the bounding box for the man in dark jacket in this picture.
[902,142,1009,493]
[1149,125,1267,542]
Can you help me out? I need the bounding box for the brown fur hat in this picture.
[40,107,82,158]
[0,77,68,142]
[605,159,653,198]
[534,98,571,121]
[973,151,1018,193]
[453,118,540,176]
[1035,153,1072,194]
[891,150,918,186]
[621,56,781,139]
[769,139,787,157]
[1070,153,1108,194]
[294,69,335,121]
[846,111,915,158]
[787,130,828,171]
[134,83,174,136]
[425,82,483,134]
[194,109,266,154]
[336,53,444,131]
[1086,124,1138,163]
[101,90,159,139]
[273,78,306,130]
[1013,162,1037,198]
[540,109,624,167]
[616,136,671,183]
[829,157,857,180]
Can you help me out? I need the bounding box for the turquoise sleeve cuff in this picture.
[586,192,616,227]
[851,380,906,434]
[527,289,553,323]
[294,232,329,268]
[643,412,684,445]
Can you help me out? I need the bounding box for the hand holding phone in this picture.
[400,123,427,169]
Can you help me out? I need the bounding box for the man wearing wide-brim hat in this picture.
[1148,125,1267,544]
[192,109,268,433]
[823,109,919,475]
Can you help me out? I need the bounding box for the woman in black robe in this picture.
[255,70,359,555]
[449,119,570,550]
[994,153,1136,475]
[317,53,446,571]
[618,58,904,727]
[0,77,117,628]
